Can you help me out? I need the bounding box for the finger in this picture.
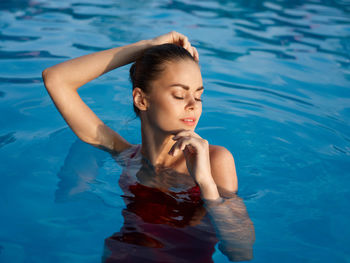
[176,136,202,152]
[186,43,195,58]
[183,40,192,55]
[192,46,199,61]
[178,34,192,52]
[168,139,182,156]
[186,43,193,56]
[173,129,198,137]
[178,136,191,151]
[181,35,190,48]
[173,130,201,140]
[172,32,187,46]
[183,144,196,155]
[170,135,198,156]
[188,45,195,58]
[170,32,198,59]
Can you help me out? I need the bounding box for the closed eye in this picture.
[173,95,202,102]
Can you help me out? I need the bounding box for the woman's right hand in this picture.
[151,31,199,61]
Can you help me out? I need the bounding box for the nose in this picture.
[185,95,197,111]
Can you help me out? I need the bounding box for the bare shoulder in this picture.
[209,145,234,163]
[209,145,238,193]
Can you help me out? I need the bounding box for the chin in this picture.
[163,126,194,135]
[178,124,197,131]
[159,120,198,134]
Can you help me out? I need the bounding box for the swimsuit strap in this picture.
[130,144,141,159]
[126,144,141,168]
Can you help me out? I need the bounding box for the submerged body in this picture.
[102,144,253,262]
[104,145,218,263]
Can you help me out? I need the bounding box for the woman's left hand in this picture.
[151,31,199,61]
[168,130,220,200]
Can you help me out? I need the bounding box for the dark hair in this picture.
[129,43,196,116]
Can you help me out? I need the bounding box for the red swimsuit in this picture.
[103,145,218,263]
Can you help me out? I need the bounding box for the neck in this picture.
[140,121,178,167]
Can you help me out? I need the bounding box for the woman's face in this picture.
[145,59,203,134]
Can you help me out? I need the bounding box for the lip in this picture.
[180,117,196,126]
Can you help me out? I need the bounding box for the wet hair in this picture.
[129,43,197,116]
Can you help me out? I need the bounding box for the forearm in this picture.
[197,176,221,201]
[205,196,255,261]
[43,39,153,91]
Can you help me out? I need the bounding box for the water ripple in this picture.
[235,28,284,46]
[0,32,40,42]
[0,77,42,84]
[0,132,16,148]
[0,50,67,59]
[161,0,248,19]
[15,5,121,21]
[228,99,264,109]
[248,47,296,59]
[213,80,314,107]
[72,43,105,52]
[197,40,244,60]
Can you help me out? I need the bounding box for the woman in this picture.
[43,31,255,262]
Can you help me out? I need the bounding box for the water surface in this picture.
[1,0,350,262]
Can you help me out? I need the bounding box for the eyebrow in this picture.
[168,84,204,91]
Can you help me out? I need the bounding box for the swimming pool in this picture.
[1,0,350,262]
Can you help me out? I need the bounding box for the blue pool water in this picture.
[1,0,350,262]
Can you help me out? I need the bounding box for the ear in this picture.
[132,88,149,112]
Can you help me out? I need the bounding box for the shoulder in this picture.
[209,145,234,163]
[209,145,238,193]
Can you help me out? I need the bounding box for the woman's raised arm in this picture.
[42,31,197,153]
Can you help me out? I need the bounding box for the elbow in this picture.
[231,249,254,262]
[221,224,256,261]
[42,67,53,91]
[42,67,49,81]
[42,67,52,85]
[219,243,254,262]
[42,67,62,92]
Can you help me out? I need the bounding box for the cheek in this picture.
[197,106,202,120]
[160,100,182,118]
[150,97,180,119]
[198,106,202,116]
